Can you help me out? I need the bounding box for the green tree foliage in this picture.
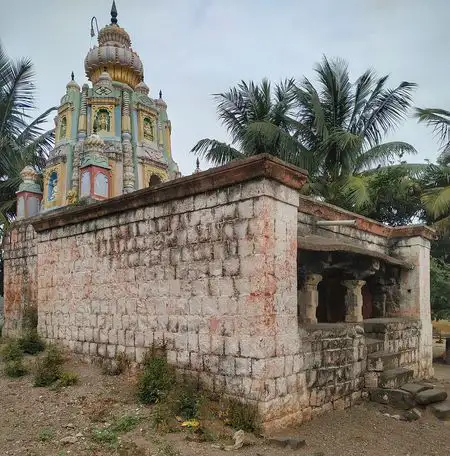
[0,42,56,228]
[430,257,450,320]
[193,57,418,222]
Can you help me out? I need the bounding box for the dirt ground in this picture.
[0,349,450,456]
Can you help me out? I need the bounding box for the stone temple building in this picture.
[16,1,180,219]
[3,2,436,432]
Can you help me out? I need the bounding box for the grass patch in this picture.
[137,353,175,405]
[38,427,55,442]
[33,344,64,387]
[91,428,118,446]
[226,399,260,433]
[110,414,141,433]
[57,371,79,387]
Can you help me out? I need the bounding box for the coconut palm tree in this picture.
[0,42,55,229]
[191,78,312,169]
[414,108,450,231]
[294,56,418,211]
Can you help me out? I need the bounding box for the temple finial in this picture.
[111,1,118,25]
[71,71,74,81]
[159,90,163,99]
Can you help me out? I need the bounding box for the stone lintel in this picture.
[30,154,308,232]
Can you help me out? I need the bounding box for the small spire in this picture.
[111,0,118,25]
[71,71,74,81]
[194,158,201,174]
[159,90,163,99]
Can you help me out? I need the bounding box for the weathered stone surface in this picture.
[367,351,400,372]
[267,436,306,450]
[430,401,450,420]
[369,388,415,410]
[378,367,414,389]
[415,389,447,405]
[400,383,433,396]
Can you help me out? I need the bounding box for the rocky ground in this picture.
[0,350,449,456]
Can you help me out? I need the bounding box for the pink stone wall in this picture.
[34,178,303,427]
[3,222,38,336]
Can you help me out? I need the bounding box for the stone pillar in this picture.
[298,274,322,324]
[392,234,433,378]
[122,90,135,193]
[342,280,365,323]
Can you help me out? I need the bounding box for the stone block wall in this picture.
[2,222,37,336]
[301,324,365,419]
[7,155,307,429]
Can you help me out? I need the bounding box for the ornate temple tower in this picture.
[35,1,179,214]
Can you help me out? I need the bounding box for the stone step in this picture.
[430,401,450,420]
[415,389,448,405]
[378,367,414,389]
[369,388,415,410]
[367,351,401,372]
[400,383,433,396]
[366,338,384,355]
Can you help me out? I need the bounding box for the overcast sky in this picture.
[1,0,449,175]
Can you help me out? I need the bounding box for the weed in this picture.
[4,359,27,377]
[102,351,130,376]
[226,399,260,433]
[1,339,23,362]
[137,353,175,404]
[91,428,118,446]
[57,371,79,387]
[110,414,141,433]
[22,307,38,331]
[153,438,180,456]
[38,427,55,442]
[34,344,64,387]
[19,329,45,355]
[175,383,201,420]
[151,402,174,431]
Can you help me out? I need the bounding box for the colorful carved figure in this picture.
[48,171,58,201]
[143,117,154,141]
[95,109,110,133]
[59,116,67,139]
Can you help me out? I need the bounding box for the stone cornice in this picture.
[298,195,437,241]
[31,154,308,232]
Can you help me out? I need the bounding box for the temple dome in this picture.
[84,2,143,88]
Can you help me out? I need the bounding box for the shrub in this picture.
[57,371,79,387]
[34,344,64,387]
[19,330,45,355]
[1,339,23,362]
[226,399,260,433]
[137,354,175,404]
[4,359,27,378]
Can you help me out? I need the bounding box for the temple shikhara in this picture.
[4,1,437,432]
[16,1,179,218]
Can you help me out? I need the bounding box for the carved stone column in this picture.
[122,91,135,193]
[298,274,322,324]
[342,280,366,323]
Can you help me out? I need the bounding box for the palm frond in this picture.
[353,141,417,173]
[414,107,450,148]
[422,186,450,220]
[191,138,244,166]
